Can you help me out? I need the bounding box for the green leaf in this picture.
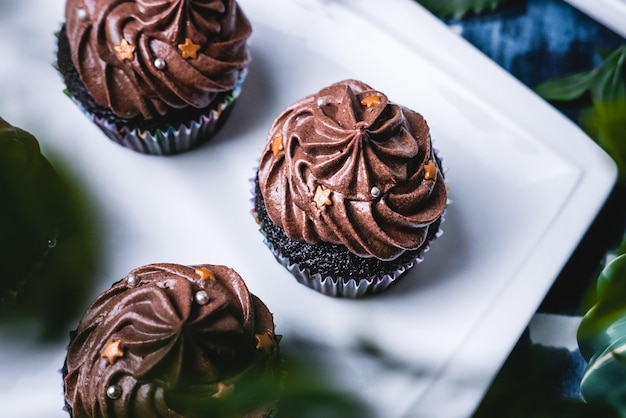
[534,45,626,104]
[590,46,626,104]
[577,255,626,416]
[0,118,101,340]
[534,45,626,182]
[581,98,626,181]
[533,71,597,102]
[416,0,513,19]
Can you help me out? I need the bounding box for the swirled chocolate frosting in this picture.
[63,263,279,418]
[63,0,251,119]
[258,80,447,261]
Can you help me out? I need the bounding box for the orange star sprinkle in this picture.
[195,267,216,280]
[114,39,135,61]
[255,332,276,354]
[424,160,438,180]
[101,339,124,365]
[212,382,234,399]
[271,134,284,155]
[313,185,332,209]
[178,38,201,59]
[360,95,381,108]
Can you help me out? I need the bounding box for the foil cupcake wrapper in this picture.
[70,67,248,155]
[249,174,446,298]
[264,238,429,298]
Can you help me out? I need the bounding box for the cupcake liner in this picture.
[250,174,445,298]
[264,238,428,298]
[71,67,248,155]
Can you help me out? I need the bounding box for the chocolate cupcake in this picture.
[62,263,281,417]
[253,79,448,297]
[56,0,252,155]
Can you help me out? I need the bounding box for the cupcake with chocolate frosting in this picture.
[62,263,280,417]
[56,0,252,155]
[253,79,448,297]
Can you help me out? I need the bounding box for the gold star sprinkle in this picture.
[360,95,381,108]
[212,382,234,399]
[101,339,124,365]
[424,160,438,180]
[114,39,135,61]
[271,134,284,156]
[313,185,332,209]
[195,267,216,280]
[255,332,276,354]
[178,38,201,59]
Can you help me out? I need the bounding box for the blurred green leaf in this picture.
[577,254,626,417]
[0,117,101,341]
[534,46,626,181]
[578,254,626,359]
[534,71,597,102]
[581,99,626,182]
[534,46,626,104]
[416,0,514,19]
[591,46,626,104]
[275,341,373,418]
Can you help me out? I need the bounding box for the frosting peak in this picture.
[258,80,447,261]
[309,83,419,201]
[64,0,252,119]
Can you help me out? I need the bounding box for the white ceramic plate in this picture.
[563,0,626,38]
[0,0,616,417]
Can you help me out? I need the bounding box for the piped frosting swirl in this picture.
[257,79,447,261]
[63,263,278,418]
[64,0,252,119]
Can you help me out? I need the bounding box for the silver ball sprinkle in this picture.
[370,186,381,198]
[126,274,139,287]
[106,385,121,399]
[154,58,166,70]
[77,8,88,22]
[316,97,327,107]
[194,290,210,305]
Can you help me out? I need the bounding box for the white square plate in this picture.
[0,0,616,417]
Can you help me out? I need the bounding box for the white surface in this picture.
[563,0,626,39]
[529,314,582,351]
[0,0,617,417]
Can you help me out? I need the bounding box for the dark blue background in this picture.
[449,0,624,88]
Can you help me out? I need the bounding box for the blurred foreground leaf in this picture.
[275,340,373,418]
[0,117,100,341]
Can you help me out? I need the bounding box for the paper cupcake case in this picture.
[69,67,248,155]
[264,237,431,298]
[90,107,224,155]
